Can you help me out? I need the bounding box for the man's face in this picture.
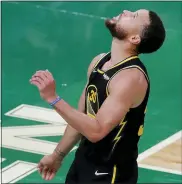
[105,9,150,43]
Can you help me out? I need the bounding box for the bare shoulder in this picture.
[111,68,147,86]
[109,68,148,107]
[87,53,106,77]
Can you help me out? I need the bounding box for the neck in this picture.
[110,38,138,65]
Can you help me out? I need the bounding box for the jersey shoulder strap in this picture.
[107,57,150,83]
[106,57,150,96]
[93,52,111,70]
[88,52,111,82]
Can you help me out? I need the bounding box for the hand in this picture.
[30,70,57,103]
[37,152,62,180]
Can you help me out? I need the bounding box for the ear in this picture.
[129,35,141,45]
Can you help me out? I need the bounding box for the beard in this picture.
[105,18,127,40]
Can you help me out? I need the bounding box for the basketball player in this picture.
[30,9,165,183]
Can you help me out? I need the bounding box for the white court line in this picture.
[138,130,182,162]
[5,104,24,116]
[1,158,6,163]
[5,104,66,125]
[2,160,37,183]
[139,164,182,175]
[138,130,182,175]
[3,104,77,155]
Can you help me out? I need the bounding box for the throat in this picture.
[110,39,138,66]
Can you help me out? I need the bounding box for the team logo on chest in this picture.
[86,85,99,118]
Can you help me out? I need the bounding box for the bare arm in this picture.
[49,68,148,143]
[53,88,85,158]
[52,53,105,158]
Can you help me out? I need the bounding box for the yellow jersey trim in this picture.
[93,52,110,70]
[111,165,117,184]
[97,69,104,74]
[87,112,96,119]
[106,65,149,96]
[107,55,138,72]
[144,107,147,114]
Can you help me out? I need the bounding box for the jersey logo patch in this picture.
[95,170,109,176]
[86,85,99,117]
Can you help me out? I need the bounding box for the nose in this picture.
[123,10,133,16]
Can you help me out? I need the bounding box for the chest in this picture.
[86,70,109,113]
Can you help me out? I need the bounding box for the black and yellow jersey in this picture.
[76,52,150,166]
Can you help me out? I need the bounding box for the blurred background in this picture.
[1,1,182,183]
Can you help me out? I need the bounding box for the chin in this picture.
[105,18,116,28]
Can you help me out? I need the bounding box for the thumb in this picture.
[37,162,44,168]
[37,162,44,174]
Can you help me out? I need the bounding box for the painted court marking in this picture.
[2,104,78,183]
[138,131,181,161]
[2,160,37,183]
[5,104,66,125]
[138,164,182,175]
[138,130,182,175]
[1,158,6,163]
[3,104,182,179]
[3,104,78,155]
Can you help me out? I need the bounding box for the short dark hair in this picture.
[138,11,166,54]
